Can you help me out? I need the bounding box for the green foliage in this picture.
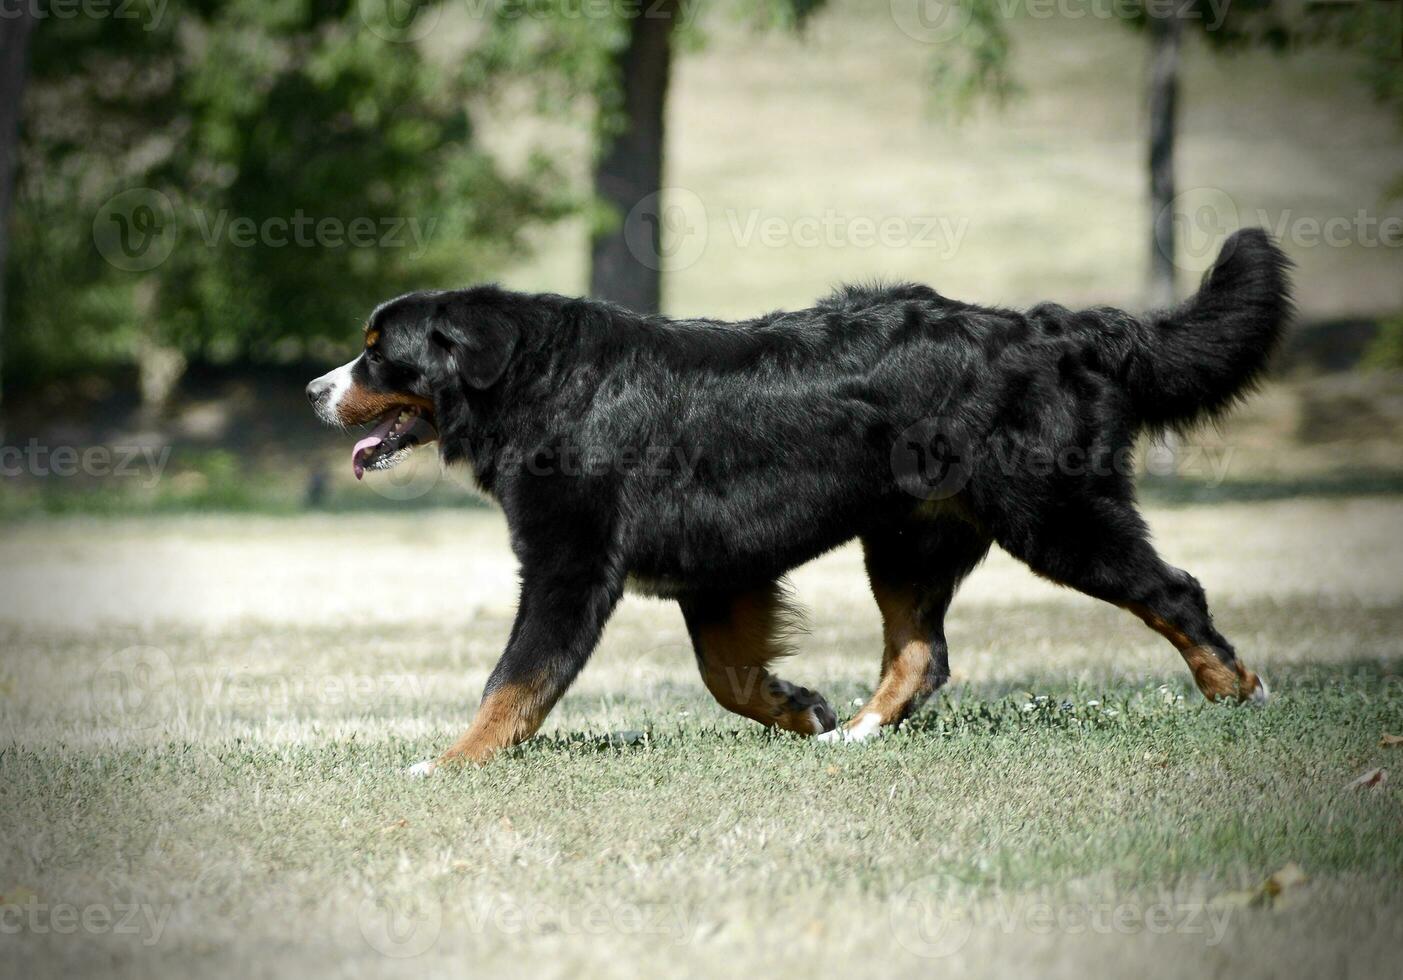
[7,1,593,382]
[1364,314,1403,371]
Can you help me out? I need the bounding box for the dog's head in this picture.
[306,289,518,479]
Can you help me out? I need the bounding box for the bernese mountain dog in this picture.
[307,228,1290,774]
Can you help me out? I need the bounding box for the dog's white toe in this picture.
[1250,675,1271,706]
[843,712,884,742]
[817,712,885,744]
[405,760,438,779]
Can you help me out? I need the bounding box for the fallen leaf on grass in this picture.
[1348,768,1387,790]
[1212,863,1308,910]
[1380,734,1403,749]
[379,818,409,833]
[1262,862,1309,899]
[451,860,472,872]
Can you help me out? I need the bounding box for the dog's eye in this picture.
[365,349,384,365]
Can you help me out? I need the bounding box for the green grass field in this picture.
[1,498,1400,978]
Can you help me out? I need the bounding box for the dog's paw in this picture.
[774,684,837,735]
[803,698,839,735]
[405,760,438,779]
[817,712,884,744]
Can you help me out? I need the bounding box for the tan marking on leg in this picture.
[693,588,832,735]
[437,682,548,766]
[1126,602,1261,703]
[850,575,935,730]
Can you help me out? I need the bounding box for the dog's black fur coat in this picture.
[354,229,1290,741]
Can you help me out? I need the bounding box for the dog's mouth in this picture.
[351,406,438,479]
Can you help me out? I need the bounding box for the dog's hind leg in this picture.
[679,582,837,736]
[824,516,991,742]
[988,499,1267,704]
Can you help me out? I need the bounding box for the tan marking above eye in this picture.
[365,328,380,349]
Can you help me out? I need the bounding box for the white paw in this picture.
[405,760,438,779]
[817,712,885,744]
[1250,675,1271,706]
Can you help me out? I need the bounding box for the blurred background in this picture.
[0,0,1399,513]
[2,8,1402,976]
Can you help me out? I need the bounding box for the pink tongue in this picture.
[351,412,401,480]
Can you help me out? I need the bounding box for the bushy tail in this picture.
[1121,228,1293,433]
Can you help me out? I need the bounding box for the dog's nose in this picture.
[306,381,324,405]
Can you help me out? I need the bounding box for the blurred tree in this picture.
[1145,11,1182,310]
[1128,1,1403,306]
[0,6,36,430]
[588,0,681,313]
[587,0,1015,312]
[7,0,581,416]
[931,2,1391,308]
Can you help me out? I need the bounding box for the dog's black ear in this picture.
[428,298,518,389]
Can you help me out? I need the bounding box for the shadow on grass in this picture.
[1139,471,1403,506]
[511,659,1401,758]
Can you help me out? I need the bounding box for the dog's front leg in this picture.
[410,570,621,774]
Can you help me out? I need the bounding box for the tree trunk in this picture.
[133,279,184,426]
[588,2,679,315]
[0,9,37,434]
[1146,13,1182,310]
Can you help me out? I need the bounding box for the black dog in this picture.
[307,228,1290,772]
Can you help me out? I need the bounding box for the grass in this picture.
[1,499,1401,978]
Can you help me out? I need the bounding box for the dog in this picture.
[307,228,1290,774]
